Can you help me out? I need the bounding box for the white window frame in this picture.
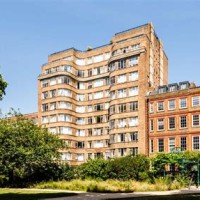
[192,96,200,107]
[179,98,187,109]
[168,100,176,110]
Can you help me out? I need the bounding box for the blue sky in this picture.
[0,0,200,114]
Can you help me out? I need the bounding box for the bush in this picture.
[108,155,150,181]
[78,158,110,180]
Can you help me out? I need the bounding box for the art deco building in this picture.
[38,23,168,165]
[147,82,200,155]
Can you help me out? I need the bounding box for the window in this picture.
[118,60,126,69]
[42,92,48,99]
[76,70,84,77]
[94,128,103,136]
[110,77,115,85]
[58,114,71,122]
[42,104,48,112]
[118,148,126,157]
[76,129,85,137]
[130,132,138,141]
[58,89,71,97]
[110,91,115,99]
[61,65,72,73]
[76,141,85,148]
[94,140,103,148]
[61,152,72,161]
[118,74,127,83]
[50,115,56,123]
[169,138,175,152]
[180,83,187,90]
[42,80,48,87]
[129,56,138,66]
[130,147,138,156]
[158,118,164,130]
[88,93,92,100]
[129,117,138,127]
[59,127,72,135]
[58,101,72,109]
[150,119,154,131]
[158,138,164,152]
[168,117,175,129]
[168,100,176,110]
[192,96,200,107]
[105,52,110,60]
[87,57,92,65]
[157,102,164,111]
[149,103,154,113]
[94,54,103,63]
[42,116,48,124]
[88,129,92,136]
[169,85,177,92]
[105,77,110,85]
[129,71,138,81]
[110,106,115,114]
[49,127,57,134]
[88,69,92,77]
[105,103,109,109]
[57,76,70,84]
[132,44,140,50]
[94,104,103,111]
[49,90,56,98]
[88,117,92,124]
[193,136,200,150]
[78,82,85,89]
[94,79,103,87]
[181,137,187,151]
[130,101,138,111]
[76,106,85,113]
[118,104,126,113]
[109,120,115,129]
[118,118,126,128]
[94,66,103,75]
[88,142,92,149]
[118,133,126,142]
[49,102,56,110]
[94,116,103,123]
[77,94,85,101]
[76,118,85,125]
[150,140,154,153]
[192,115,200,127]
[109,63,115,71]
[180,116,187,128]
[94,91,103,99]
[129,86,138,96]
[76,58,85,66]
[88,106,92,112]
[77,153,84,161]
[118,89,126,98]
[179,98,187,109]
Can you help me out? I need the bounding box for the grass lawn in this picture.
[0,188,78,200]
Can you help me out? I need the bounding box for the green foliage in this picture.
[77,155,150,181]
[108,155,150,181]
[78,158,110,180]
[0,114,65,186]
[0,73,7,100]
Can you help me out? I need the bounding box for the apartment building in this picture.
[38,23,168,165]
[147,82,200,155]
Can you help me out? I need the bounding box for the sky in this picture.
[0,0,200,114]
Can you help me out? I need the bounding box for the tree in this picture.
[0,73,7,100]
[0,114,65,186]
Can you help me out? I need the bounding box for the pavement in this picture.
[31,188,200,200]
